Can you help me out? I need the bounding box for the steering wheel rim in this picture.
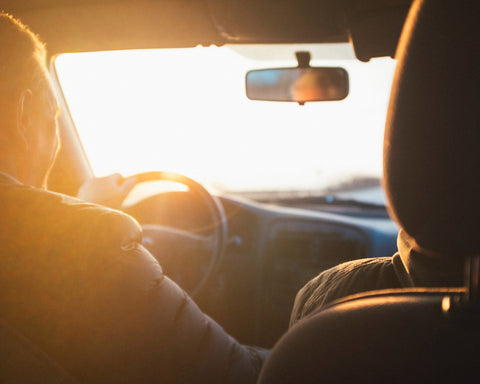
[123,171,228,298]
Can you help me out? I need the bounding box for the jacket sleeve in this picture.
[88,237,267,384]
[0,185,266,383]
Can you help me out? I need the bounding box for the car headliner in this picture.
[0,0,411,61]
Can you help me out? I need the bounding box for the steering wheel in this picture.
[121,171,228,298]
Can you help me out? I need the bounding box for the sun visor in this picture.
[3,0,224,54]
[348,3,411,61]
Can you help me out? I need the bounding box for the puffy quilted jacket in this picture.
[0,177,266,383]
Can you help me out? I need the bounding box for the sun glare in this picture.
[55,45,396,193]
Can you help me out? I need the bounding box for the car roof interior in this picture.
[2,0,412,61]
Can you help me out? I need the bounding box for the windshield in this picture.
[55,44,396,205]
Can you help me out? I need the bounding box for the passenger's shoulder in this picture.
[290,257,398,326]
[323,257,395,282]
[304,257,395,292]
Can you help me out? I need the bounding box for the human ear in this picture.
[16,89,34,151]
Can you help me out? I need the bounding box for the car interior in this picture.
[1,0,478,382]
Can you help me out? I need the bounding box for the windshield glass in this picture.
[55,44,396,205]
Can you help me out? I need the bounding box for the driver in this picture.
[0,13,266,383]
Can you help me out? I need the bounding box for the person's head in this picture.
[289,69,344,103]
[0,13,59,188]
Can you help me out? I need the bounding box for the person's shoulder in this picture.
[321,257,396,285]
[302,257,396,296]
[291,257,398,326]
[0,183,141,249]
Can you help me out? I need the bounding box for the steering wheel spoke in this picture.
[141,224,214,253]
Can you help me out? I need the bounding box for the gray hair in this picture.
[0,13,50,124]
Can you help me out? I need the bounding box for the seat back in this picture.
[259,289,480,383]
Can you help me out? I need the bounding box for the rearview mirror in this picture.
[246,67,349,104]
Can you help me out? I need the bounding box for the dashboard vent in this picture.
[259,220,368,346]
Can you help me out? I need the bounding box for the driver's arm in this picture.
[2,183,267,383]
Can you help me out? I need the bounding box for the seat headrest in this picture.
[384,0,480,256]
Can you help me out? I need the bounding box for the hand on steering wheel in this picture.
[77,173,137,209]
